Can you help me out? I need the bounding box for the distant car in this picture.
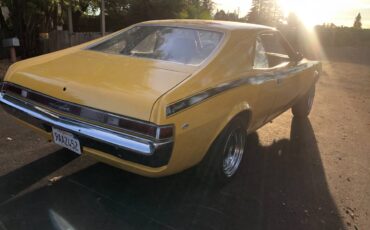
[0,20,321,184]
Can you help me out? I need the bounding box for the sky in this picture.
[213,0,370,28]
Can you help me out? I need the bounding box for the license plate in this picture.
[52,127,82,155]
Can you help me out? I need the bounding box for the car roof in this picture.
[138,19,275,32]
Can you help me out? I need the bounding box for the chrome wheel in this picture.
[222,127,246,177]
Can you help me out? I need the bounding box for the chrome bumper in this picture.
[0,93,173,167]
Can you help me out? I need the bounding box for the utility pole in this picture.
[101,0,106,36]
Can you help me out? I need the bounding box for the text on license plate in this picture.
[52,127,82,155]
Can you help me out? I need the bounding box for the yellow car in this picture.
[0,20,321,183]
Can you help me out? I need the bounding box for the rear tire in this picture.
[196,118,246,186]
[292,86,316,118]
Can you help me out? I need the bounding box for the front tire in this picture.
[197,118,247,186]
[292,86,316,118]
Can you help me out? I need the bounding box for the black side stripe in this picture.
[166,63,313,116]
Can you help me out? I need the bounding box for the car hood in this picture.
[5,50,191,121]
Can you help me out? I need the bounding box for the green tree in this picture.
[214,9,227,20]
[0,2,9,33]
[1,0,60,57]
[1,0,98,56]
[1,0,216,57]
[179,0,214,19]
[123,0,214,24]
[214,9,244,22]
[246,1,260,24]
[353,13,362,29]
[246,0,283,26]
[133,0,186,21]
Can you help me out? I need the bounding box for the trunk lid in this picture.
[6,50,191,121]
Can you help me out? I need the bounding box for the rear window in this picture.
[89,26,223,65]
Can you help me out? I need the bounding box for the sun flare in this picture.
[279,0,352,27]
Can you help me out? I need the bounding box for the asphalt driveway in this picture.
[0,61,369,230]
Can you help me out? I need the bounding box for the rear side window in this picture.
[253,37,269,69]
[260,33,289,57]
[253,32,292,68]
[89,26,223,65]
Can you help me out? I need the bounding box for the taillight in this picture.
[105,114,173,140]
[1,82,21,95]
[157,126,174,139]
[118,118,157,138]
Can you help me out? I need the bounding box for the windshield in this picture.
[89,26,223,65]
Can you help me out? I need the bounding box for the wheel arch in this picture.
[223,102,253,132]
[199,102,253,163]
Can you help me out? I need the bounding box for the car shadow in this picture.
[0,117,344,230]
[0,149,78,204]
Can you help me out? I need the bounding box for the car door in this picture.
[247,35,278,130]
[258,32,301,121]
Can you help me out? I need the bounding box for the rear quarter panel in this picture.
[149,30,266,174]
[150,34,322,175]
[297,60,322,97]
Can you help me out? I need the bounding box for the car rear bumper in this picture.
[0,93,173,169]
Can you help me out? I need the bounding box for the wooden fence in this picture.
[40,30,103,53]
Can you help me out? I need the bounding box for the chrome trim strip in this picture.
[166,63,312,116]
[0,93,169,156]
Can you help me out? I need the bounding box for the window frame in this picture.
[252,31,298,70]
[85,25,226,66]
